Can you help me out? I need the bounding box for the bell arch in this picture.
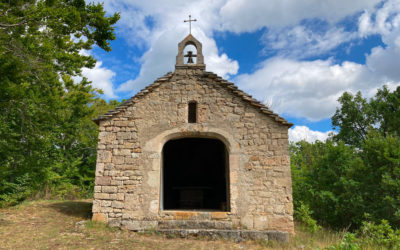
[176,34,205,69]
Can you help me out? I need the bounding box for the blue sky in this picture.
[84,0,400,142]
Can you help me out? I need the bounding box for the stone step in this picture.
[157,220,232,230]
[155,228,289,242]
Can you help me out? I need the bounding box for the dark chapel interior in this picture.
[162,138,229,211]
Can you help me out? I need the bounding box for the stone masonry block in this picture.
[97,150,112,163]
[113,149,131,156]
[92,213,107,223]
[94,186,102,193]
[113,156,125,165]
[112,201,124,209]
[101,200,112,207]
[92,200,101,213]
[95,176,111,185]
[102,186,118,193]
[94,193,110,200]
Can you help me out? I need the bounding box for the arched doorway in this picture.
[162,138,229,211]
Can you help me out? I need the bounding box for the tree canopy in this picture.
[0,0,120,206]
[292,85,400,230]
[332,86,400,146]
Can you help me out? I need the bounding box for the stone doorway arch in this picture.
[143,127,241,214]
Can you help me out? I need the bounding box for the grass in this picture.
[0,199,347,249]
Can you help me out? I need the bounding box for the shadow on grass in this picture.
[48,201,93,219]
[0,217,13,226]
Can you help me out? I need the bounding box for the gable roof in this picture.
[93,71,293,127]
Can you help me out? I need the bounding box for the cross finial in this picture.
[184,15,197,34]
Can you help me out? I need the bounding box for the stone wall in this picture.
[92,68,294,234]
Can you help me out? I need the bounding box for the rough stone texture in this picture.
[92,212,107,223]
[92,34,294,237]
[156,229,289,243]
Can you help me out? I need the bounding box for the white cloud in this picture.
[289,126,333,143]
[219,0,380,32]
[263,25,357,58]
[231,0,400,122]
[358,0,400,37]
[82,61,117,98]
[359,11,374,37]
[360,0,400,82]
[367,41,400,81]
[234,57,379,121]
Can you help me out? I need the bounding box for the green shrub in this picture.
[0,173,34,207]
[358,220,400,249]
[295,202,321,233]
[328,233,360,250]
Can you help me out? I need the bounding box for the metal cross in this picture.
[184,15,197,34]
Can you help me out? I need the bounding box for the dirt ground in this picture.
[0,200,342,249]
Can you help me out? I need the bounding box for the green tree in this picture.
[332,91,374,146]
[291,140,364,229]
[331,86,400,227]
[371,86,400,137]
[359,132,400,227]
[292,86,400,230]
[0,0,120,206]
[332,86,400,146]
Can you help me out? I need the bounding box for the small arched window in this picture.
[188,101,197,123]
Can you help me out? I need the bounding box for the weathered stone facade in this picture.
[92,34,294,236]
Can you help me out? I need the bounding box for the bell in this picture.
[184,50,196,64]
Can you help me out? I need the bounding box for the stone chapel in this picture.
[92,33,294,240]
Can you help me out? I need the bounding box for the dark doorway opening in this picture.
[162,138,229,211]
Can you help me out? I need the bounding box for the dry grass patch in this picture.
[0,200,345,249]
